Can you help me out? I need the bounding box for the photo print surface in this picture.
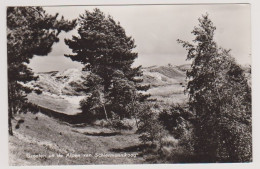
[7,4,251,165]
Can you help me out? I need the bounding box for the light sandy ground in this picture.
[27,93,81,115]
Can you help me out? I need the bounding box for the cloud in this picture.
[29,4,251,72]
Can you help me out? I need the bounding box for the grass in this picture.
[10,89,190,165]
[9,65,191,165]
[148,84,188,104]
[9,112,145,165]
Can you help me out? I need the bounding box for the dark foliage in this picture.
[7,7,76,135]
[178,14,252,162]
[65,8,149,120]
[159,105,193,139]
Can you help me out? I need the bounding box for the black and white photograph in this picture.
[5,3,254,166]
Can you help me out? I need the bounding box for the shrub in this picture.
[137,103,168,152]
[158,105,193,139]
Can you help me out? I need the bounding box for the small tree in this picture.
[108,70,138,119]
[7,7,76,135]
[79,73,109,122]
[178,14,251,162]
[79,70,141,123]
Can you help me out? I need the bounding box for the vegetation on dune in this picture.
[7,7,76,135]
[7,8,251,164]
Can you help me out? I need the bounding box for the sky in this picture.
[28,4,251,72]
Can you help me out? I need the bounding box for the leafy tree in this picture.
[7,7,76,135]
[108,70,139,119]
[78,73,109,122]
[65,8,149,119]
[178,14,251,162]
[79,70,143,124]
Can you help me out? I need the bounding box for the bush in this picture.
[158,105,193,139]
[158,105,195,160]
[110,112,133,130]
[137,103,168,152]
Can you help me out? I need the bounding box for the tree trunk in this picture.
[8,103,13,136]
[102,104,109,121]
[133,113,139,129]
[131,96,139,129]
[8,83,14,136]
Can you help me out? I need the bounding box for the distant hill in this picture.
[142,65,188,104]
[31,68,89,96]
[27,69,88,114]
[28,64,190,114]
[175,64,191,72]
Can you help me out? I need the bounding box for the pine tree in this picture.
[7,7,76,135]
[65,8,149,119]
[178,14,251,162]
